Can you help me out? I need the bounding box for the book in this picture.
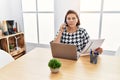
[6,20,15,34]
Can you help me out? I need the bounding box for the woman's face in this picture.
[66,13,78,27]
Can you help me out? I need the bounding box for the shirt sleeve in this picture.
[54,27,66,42]
[54,31,59,39]
[83,29,90,44]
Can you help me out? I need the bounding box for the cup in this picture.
[90,50,98,64]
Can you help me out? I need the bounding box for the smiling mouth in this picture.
[69,24,74,25]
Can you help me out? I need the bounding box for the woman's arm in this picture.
[53,31,63,43]
[53,24,66,43]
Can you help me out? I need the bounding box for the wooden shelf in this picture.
[10,47,25,56]
[0,32,26,59]
[0,32,23,39]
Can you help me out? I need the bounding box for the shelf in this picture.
[10,47,25,56]
[0,32,26,59]
[0,32,23,39]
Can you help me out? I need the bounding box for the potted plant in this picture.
[9,44,14,52]
[48,58,62,73]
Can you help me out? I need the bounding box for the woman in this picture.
[53,10,102,54]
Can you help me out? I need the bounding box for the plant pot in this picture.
[9,44,14,52]
[50,68,60,73]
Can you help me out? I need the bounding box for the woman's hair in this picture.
[64,10,80,26]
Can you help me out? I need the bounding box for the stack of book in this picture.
[0,20,20,36]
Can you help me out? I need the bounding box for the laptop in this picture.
[50,42,80,60]
[50,39,104,60]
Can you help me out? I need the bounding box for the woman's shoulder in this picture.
[78,27,86,31]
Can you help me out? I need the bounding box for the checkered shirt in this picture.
[60,27,90,52]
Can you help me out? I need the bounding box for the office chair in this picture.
[115,46,120,56]
[0,49,14,68]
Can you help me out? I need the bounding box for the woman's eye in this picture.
[67,18,71,20]
[67,17,76,20]
[72,17,76,20]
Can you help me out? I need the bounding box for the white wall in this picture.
[54,0,80,34]
[10,0,24,32]
[0,0,12,19]
[0,0,24,32]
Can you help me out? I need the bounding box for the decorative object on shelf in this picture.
[13,22,18,33]
[6,20,15,34]
[0,22,3,36]
[0,20,20,36]
[48,58,62,73]
[2,20,9,35]
[0,29,2,36]
[9,44,14,52]
[15,36,20,50]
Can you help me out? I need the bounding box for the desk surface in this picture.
[0,48,120,80]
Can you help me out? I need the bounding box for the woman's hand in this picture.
[59,23,66,33]
[53,23,66,43]
[95,47,103,54]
